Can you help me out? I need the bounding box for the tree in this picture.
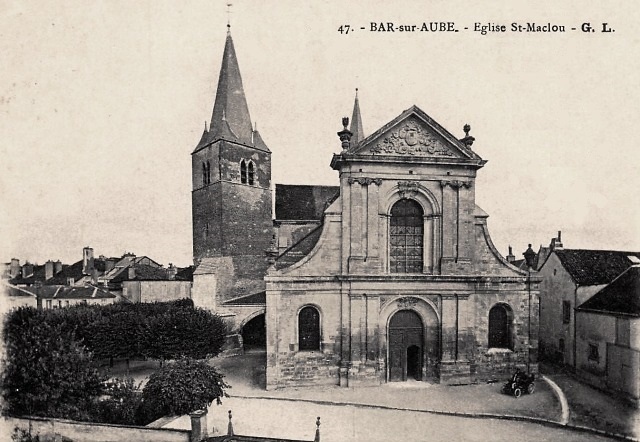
[146,307,227,360]
[142,359,229,416]
[2,306,105,419]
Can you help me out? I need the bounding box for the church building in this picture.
[191,28,540,389]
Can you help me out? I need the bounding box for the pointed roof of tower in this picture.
[350,88,364,146]
[209,30,254,146]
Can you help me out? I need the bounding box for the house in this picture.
[1,283,38,312]
[2,282,116,310]
[191,28,541,388]
[4,247,193,307]
[537,241,640,367]
[574,265,640,405]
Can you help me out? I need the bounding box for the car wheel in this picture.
[513,387,522,398]
[527,383,535,394]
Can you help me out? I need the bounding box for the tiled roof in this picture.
[176,266,195,281]
[274,225,323,270]
[224,291,266,306]
[577,265,640,317]
[555,249,640,286]
[8,264,46,285]
[46,261,84,285]
[275,184,339,221]
[4,283,115,299]
[4,284,38,298]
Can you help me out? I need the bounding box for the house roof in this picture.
[274,225,324,270]
[577,265,640,317]
[46,260,84,285]
[8,264,46,285]
[275,184,339,221]
[5,283,115,300]
[224,291,266,306]
[176,266,195,281]
[554,249,640,286]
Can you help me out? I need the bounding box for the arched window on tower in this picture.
[202,162,207,186]
[390,199,424,273]
[206,160,211,185]
[298,306,321,351]
[488,304,513,349]
[240,160,247,184]
[248,161,255,185]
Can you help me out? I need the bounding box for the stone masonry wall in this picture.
[471,290,539,381]
[266,290,341,389]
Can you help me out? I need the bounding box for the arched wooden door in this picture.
[388,310,424,381]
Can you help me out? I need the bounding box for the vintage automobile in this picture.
[501,369,535,398]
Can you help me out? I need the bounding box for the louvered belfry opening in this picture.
[390,199,424,273]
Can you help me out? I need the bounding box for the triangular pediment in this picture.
[351,106,482,162]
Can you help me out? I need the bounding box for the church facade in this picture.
[191,29,540,389]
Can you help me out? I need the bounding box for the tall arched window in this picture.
[202,162,207,186]
[488,304,513,349]
[390,199,424,273]
[240,160,247,184]
[298,306,321,351]
[248,161,255,185]
[206,160,211,184]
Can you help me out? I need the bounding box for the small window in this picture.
[588,344,599,361]
[553,268,557,276]
[65,300,70,307]
[562,301,571,324]
[46,300,52,309]
[298,306,321,351]
[248,161,255,185]
[240,160,247,184]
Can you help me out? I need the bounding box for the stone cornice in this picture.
[440,179,472,189]
[347,177,383,186]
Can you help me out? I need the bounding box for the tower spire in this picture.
[210,28,253,145]
[349,88,364,146]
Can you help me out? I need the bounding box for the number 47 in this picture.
[338,25,351,34]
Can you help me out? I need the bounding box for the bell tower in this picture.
[191,27,273,266]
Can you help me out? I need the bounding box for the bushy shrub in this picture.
[142,359,229,416]
[2,306,105,419]
[11,427,40,442]
[92,378,145,425]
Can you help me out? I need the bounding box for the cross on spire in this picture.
[226,3,233,31]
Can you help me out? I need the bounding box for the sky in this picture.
[1,0,639,267]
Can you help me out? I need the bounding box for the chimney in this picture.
[506,245,515,263]
[555,230,563,250]
[54,260,63,274]
[83,247,95,275]
[45,261,54,281]
[189,409,208,442]
[10,258,20,278]
[167,263,177,280]
[128,267,136,280]
[22,263,34,279]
